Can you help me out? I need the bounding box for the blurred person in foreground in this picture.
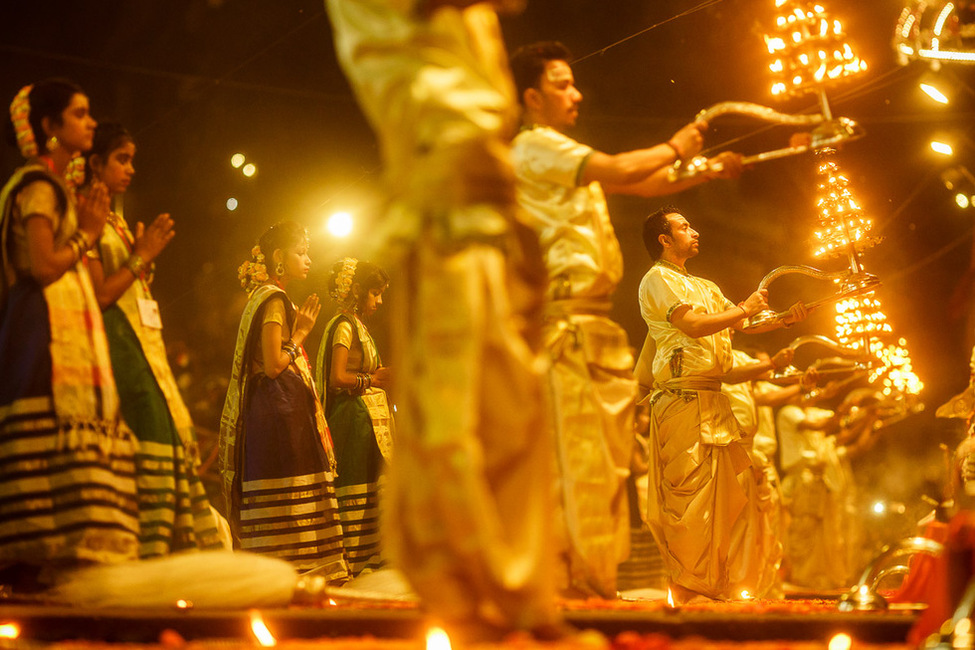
[326,0,561,639]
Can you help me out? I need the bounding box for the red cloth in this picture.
[904,512,975,647]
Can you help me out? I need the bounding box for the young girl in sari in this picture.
[0,79,140,588]
[220,222,348,581]
[85,122,224,557]
[316,258,391,576]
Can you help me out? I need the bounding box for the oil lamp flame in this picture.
[426,626,452,650]
[0,623,20,640]
[249,611,277,648]
[828,632,853,650]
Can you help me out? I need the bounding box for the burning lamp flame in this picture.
[426,627,452,650]
[249,611,277,648]
[0,623,20,640]
[829,632,853,650]
[666,588,676,608]
[763,0,866,98]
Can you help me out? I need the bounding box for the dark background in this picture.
[3,0,973,540]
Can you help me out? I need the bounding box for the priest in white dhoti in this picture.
[639,207,807,602]
[507,41,743,599]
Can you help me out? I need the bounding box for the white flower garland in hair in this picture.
[237,245,269,292]
[331,257,358,303]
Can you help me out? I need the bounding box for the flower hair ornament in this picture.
[9,85,37,158]
[237,244,269,292]
[331,257,358,304]
[9,84,87,193]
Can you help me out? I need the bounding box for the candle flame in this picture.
[249,611,277,647]
[666,588,676,608]
[0,623,20,640]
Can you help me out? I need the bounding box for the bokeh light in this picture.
[931,140,954,156]
[242,163,257,178]
[226,197,239,211]
[231,153,246,168]
[920,82,949,104]
[325,211,354,238]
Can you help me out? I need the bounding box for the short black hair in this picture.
[643,206,682,260]
[509,41,573,106]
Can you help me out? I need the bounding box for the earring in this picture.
[275,262,285,277]
[45,135,59,153]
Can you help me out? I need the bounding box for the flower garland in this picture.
[331,257,358,304]
[9,83,87,193]
[238,245,269,292]
[9,84,36,158]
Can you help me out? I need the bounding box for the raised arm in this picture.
[580,121,705,188]
[24,180,108,286]
[670,289,768,339]
[261,294,320,379]
[89,213,175,309]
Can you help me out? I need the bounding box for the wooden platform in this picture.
[0,600,918,645]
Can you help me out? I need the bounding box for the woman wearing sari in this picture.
[0,79,140,588]
[219,222,348,580]
[316,258,391,576]
[84,122,224,557]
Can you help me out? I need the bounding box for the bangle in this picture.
[737,304,748,320]
[665,140,684,160]
[67,231,90,263]
[282,340,298,364]
[126,253,147,276]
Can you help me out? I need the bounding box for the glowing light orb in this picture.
[226,197,239,212]
[957,192,970,208]
[872,501,886,515]
[426,627,451,650]
[231,153,246,168]
[326,211,354,238]
[0,623,20,640]
[242,163,257,178]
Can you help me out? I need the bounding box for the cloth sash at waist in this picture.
[544,298,612,319]
[650,376,742,447]
[655,376,722,394]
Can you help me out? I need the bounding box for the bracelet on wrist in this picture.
[281,340,298,365]
[126,253,147,276]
